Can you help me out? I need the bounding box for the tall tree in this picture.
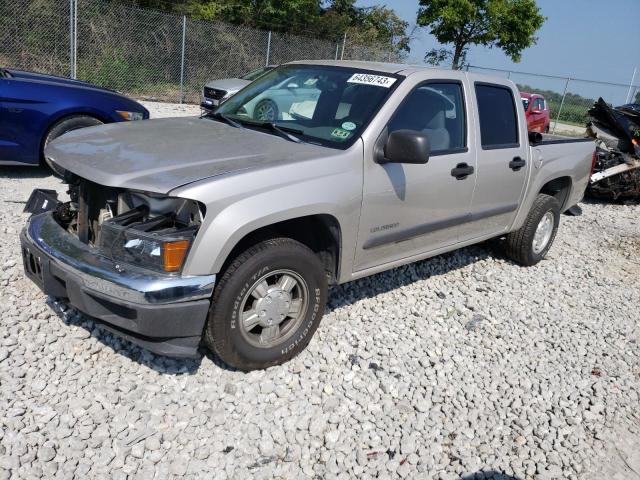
[417,0,545,69]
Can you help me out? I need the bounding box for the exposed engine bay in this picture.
[47,176,204,273]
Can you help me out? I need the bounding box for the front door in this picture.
[354,80,476,272]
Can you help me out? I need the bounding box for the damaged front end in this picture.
[27,175,204,275]
[587,99,640,200]
[20,175,214,358]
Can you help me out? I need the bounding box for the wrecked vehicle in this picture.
[21,61,594,371]
[587,98,640,200]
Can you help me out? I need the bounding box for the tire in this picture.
[204,238,328,371]
[43,115,103,176]
[253,99,278,122]
[504,193,561,266]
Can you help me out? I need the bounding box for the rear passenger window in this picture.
[475,84,519,149]
[388,82,466,154]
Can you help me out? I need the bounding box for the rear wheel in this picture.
[43,115,103,176]
[504,193,560,266]
[204,238,327,371]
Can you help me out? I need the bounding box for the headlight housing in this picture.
[99,222,193,273]
[116,110,145,121]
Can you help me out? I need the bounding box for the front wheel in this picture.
[253,99,278,122]
[43,115,103,176]
[504,193,561,266]
[204,238,327,371]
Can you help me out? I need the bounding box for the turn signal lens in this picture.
[163,240,190,272]
[116,110,144,121]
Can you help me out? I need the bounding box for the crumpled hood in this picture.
[44,117,331,194]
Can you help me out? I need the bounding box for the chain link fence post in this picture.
[265,31,272,66]
[179,15,186,104]
[69,0,77,79]
[340,32,346,60]
[69,0,74,78]
[552,77,571,134]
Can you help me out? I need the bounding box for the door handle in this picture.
[509,156,526,171]
[451,163,474,180]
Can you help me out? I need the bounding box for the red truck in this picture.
[521,92,551,133]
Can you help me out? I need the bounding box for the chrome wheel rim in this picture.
[532,211,554,254]
[255,101,276,121]
[239,269,308,348]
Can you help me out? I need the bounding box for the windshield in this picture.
[216,64,401,148]
[521,98,530,111]
[241,66,274,81]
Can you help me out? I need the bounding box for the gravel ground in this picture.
[1,101,639,480]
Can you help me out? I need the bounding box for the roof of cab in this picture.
[284,60,519,90]
[286,59,429,75]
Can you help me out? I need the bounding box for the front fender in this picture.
[184,175,360,277]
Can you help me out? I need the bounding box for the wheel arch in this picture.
[539,176,572,210]
[218,214,343,285]
[39,110,110,160]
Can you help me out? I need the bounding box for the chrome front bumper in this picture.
[23,212,215,305]
[20,212,216,358]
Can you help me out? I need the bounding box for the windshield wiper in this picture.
[257,122,305,143]
[204,111,243,129]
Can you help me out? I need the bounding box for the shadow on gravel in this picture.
[326,242,501,312]
[461,472,522,480]
[0,165,53,179]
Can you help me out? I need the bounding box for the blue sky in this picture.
[355,0,640,102]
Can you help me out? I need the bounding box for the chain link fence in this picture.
[3,0,637,115]
[1,0,402,103]
[468,65,640,136]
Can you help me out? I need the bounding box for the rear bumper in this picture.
[20,212,215,358]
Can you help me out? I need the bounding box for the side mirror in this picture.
[379,129,430,164]
[528,131,543,143]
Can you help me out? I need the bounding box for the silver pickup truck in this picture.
[21,60,594,370]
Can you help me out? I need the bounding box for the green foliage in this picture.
[635,91,640,104]
[111,0,410,56]
[417,0,545,69]
[78,49,156,93]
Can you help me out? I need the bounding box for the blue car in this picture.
[0,67,149,175]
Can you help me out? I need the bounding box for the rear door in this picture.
[460,82,529,241]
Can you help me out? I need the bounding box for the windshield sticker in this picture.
[347,73,396,88]
[342,121,356,131]
[331,128,351,139]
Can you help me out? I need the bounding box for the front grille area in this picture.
[203,87,227,100]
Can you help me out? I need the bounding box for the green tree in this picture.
[417,0,545,69]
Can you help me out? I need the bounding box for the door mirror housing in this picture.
[380,129,430,164]
[528,131,543,144]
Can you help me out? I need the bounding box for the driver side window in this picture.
[387,82,466,154]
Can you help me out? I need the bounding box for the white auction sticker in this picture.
[347,73,396,88]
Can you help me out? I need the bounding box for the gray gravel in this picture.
[1,102,640,479]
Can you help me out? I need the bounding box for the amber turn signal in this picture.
[163,240,190,272]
